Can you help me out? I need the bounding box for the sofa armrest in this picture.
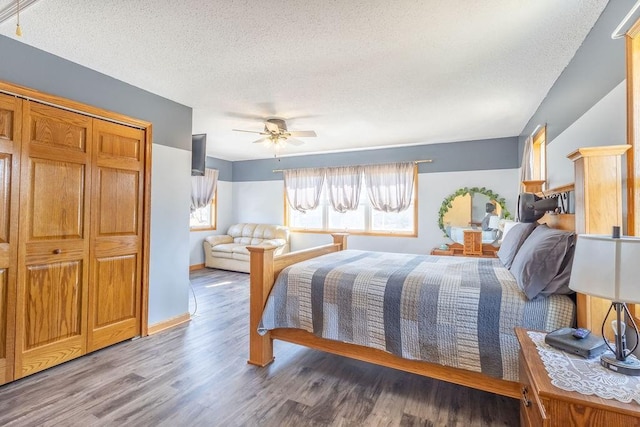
[204,235,234,247]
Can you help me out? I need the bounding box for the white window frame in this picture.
[190,188,217,231]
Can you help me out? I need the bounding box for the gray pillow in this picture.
[497,222,537,268]
[509,224,576,300]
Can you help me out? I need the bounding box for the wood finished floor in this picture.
[0,268,519,426]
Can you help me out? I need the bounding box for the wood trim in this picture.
[0,81,152,129]
[567,145,631,160]
[531,126,547,183]
[522,180,546,194]
[539,213,575,231]
[147,313,191,335]
[541,183,574,196]
[626,28,640,326]
[141,126,152,337]
[272,328,519,399]
[189,263,205,271]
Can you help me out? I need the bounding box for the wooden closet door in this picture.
[15,101,92,378]
[88,120,144,352]
[0,94,22,384]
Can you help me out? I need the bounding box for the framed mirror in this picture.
[438,187,512,244]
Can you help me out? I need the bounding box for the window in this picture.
[532,126,546,182]
[285,170,417,236]
[190,188,217,231]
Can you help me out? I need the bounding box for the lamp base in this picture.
[600,352,640,376]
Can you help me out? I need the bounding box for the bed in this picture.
[259,249,575,382]
[247,216,577,399]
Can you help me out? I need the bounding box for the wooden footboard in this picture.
[247,233,348,366]
[247,233,519,399]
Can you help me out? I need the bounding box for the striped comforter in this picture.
[259,250,575,381]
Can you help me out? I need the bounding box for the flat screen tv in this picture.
[192,134,206,176]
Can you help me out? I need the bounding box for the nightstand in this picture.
[515,328,640,427]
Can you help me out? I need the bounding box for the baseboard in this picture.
[148,313,191,335]
[189,263,205,271]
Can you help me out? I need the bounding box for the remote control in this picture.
[572,328,591,339]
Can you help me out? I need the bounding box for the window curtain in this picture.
[519,135,533,192]
[283,167,326,213]
[326,166,363,213]
[364,162,415,213]
[190,168,218,213]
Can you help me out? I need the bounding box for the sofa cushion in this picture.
[227,223,289,241]
[232,252,250,262]
[211,243,249,254]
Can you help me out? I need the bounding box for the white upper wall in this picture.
[547,81,626,188]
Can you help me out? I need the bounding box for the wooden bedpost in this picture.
[247,246,276,366]
[331,233,348,250]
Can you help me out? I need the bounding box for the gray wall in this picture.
[206,156,233,181]
[518,0,636,153]
[233,137,518,182]
[0,35,193,326]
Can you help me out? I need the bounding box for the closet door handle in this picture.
[53,248,62,254]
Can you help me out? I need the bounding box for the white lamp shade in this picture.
[569,234,640,304]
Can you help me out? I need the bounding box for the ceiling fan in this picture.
[233,118,317,155]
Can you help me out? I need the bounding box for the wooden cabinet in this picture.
[516,328,640,427]
[430,242,498,258]
[0,81,151,383]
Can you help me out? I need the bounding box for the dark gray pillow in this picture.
[509,224,576,300]
[497,222,537,268]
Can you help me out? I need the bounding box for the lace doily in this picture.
[527,331,640,405]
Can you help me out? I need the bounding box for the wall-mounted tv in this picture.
[191,133,206,176]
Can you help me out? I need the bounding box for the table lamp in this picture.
[569,227,640,375]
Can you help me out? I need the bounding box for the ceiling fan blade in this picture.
[288,130,317,138]
[232,129,266,134]
[264,121,280,133]
[287,138,305,146]
[252,137,269,144]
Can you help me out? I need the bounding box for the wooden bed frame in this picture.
[247,145,627,400]
[247,233,522,398]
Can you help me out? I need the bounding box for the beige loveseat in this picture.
[203,223,290,273]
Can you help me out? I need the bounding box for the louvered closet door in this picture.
[15,101,92,378]
[0,94,22,384]
[87,120,144,352]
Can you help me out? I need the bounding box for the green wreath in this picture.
[437,187,512,235]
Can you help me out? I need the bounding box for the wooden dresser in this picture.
[516,328,640,427]
[430,242,498,258]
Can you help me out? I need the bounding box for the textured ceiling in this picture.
[0,0,608,160]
